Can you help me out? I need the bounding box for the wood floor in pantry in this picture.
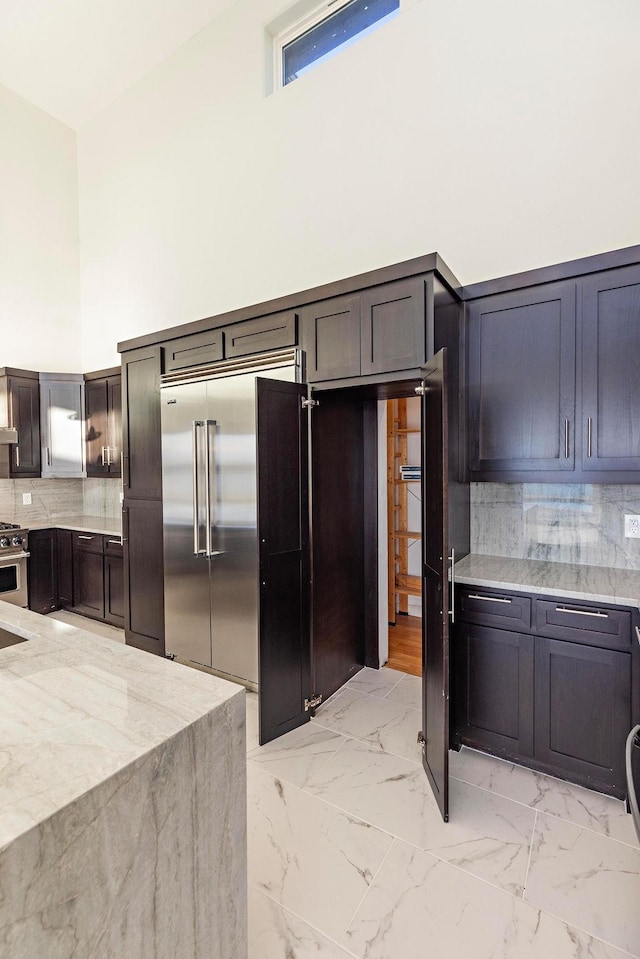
[386,613,421,676]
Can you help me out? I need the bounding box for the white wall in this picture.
[0,84,80,371]
[77,0,640,367]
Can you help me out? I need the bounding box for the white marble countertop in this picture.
[454,553,640,611]
[27,513,122,536]
[0,601,244,853]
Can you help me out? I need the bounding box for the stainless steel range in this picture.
[0,523,29,608]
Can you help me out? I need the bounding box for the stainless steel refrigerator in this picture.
[160,350,300,687]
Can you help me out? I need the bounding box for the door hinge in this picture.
[301,397,319,409]
[165,652,177,661]
[417,731,426,745]
[414,385,425,396]
[304,693,323,711]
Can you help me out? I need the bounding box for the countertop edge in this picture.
[453,554,640,612]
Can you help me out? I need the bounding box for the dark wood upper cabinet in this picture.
[224,311,297,359]
[360,277,426,375]
[121,347,162,500]
[581,264,640,474]
[84,370,122,477]
[302,277,429,383]
[163,329,224,372]
[301,294,361,381]
[468,281,576,478]
[0,369,41,478]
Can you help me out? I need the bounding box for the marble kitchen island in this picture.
[0,602,247,958]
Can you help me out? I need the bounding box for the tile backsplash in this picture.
[82,478,122,519]
[471,484,640,571]
[0,478,121,525]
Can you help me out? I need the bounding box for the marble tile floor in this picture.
[246,667,640,959]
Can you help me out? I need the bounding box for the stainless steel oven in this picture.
[0,524,29,608]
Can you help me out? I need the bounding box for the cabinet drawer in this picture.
[457,587,531,632]
[163,330,224,372]
[224,312,297,358]
[534,599,631,651]
[73,531,104,554]
[104,536,123,556]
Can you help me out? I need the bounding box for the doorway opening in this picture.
[381,397,422,677]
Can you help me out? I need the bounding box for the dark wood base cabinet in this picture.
[452,585,634,799]
[29,528,124,630]
[28,529,58,614]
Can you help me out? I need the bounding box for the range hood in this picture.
[0,428,18,444]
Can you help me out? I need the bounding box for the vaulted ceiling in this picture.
[0,0,237,128]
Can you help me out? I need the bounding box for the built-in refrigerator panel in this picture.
[161,379,212,667]
[206,370,259,683]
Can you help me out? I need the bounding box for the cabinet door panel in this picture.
[535,637,630,795]
[457,587,531,632]
[301,296,361,381]
[40,380,85,478]
[28,529,58,614]
[104,554,124,627]
[57,529,73,608]
[452,623,534,757]
[360,277,426,375]
[581,265,640,472]
[85,379,109,476]
[124,500,164,654]
[107,375,122,476]
[122,348,162,500]
[9,376,41,477]
[468,282,576,475]
[534,599,630,651]
[72,549,105,619]
[225,312,297,358]
[163,330,224,372]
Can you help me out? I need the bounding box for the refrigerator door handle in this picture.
[193,420,206,556]
[204,419,217,558]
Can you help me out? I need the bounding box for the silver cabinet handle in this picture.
[587,417,593,458]
[635,626,640,646]
[468,593,512,604]
[107,539,121,546]
[46,447,51,466]
[15,446,19,467]
[448,548,455,623]
[101,446,106,467]
[78,535,94,540]
[555,605,608,619]
[564,419,570,458]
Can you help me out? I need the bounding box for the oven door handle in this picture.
[0,551,30,561]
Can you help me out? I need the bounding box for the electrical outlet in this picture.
[22,492,31,505]
[624,514,640,538]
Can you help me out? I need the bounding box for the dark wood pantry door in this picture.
[420,349,450,822]
[256,378,311,745]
